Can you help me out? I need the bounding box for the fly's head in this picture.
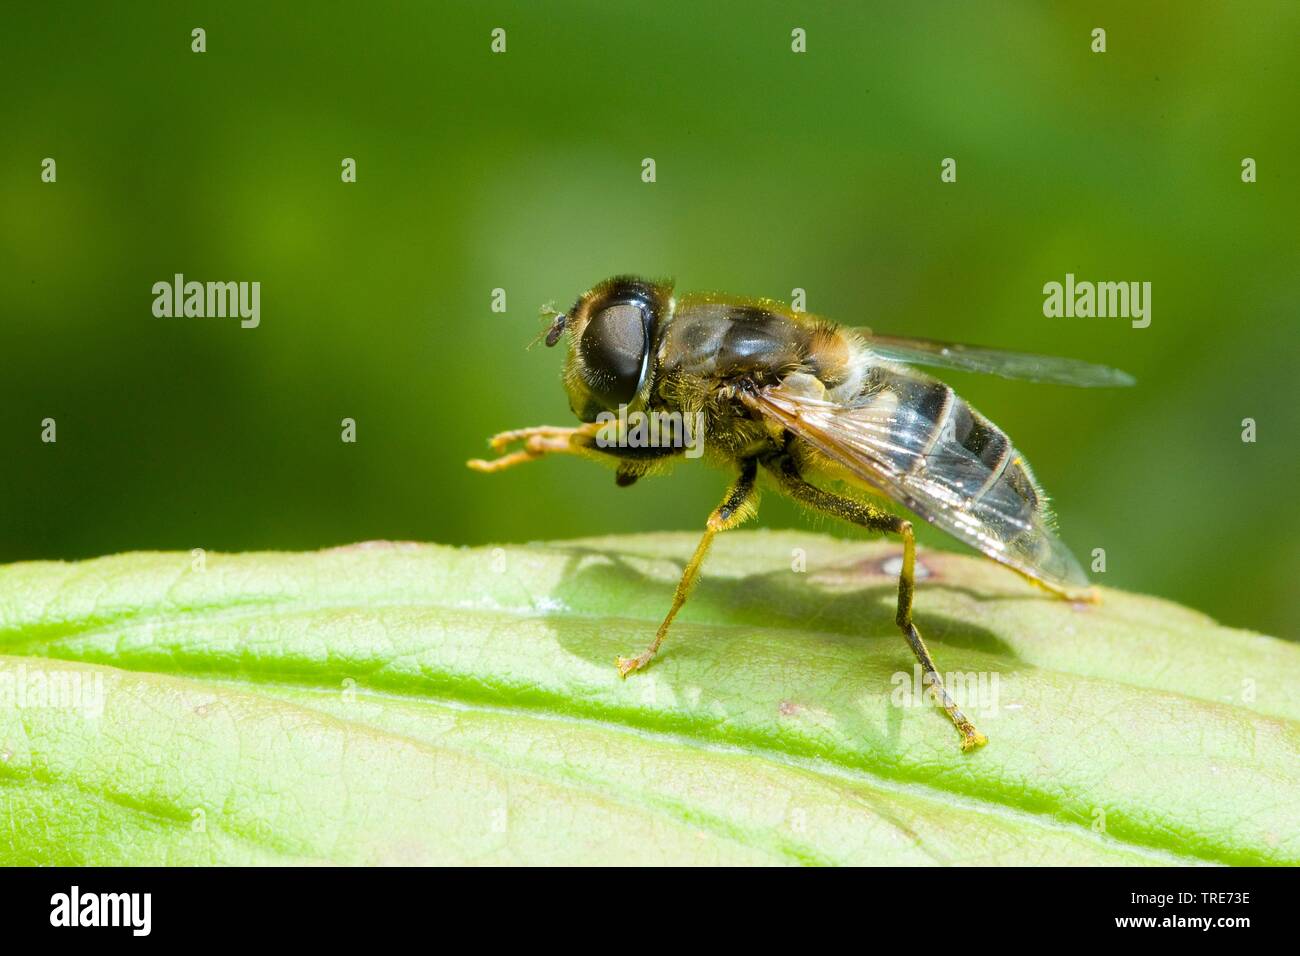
[546,275,674,423]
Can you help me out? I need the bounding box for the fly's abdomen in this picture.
[865,365,1044,531]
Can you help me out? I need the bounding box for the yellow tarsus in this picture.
[466,424,600,473]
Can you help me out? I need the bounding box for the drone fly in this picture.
[468,276,1133,750]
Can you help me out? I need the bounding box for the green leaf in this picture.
[0,531,1295,865]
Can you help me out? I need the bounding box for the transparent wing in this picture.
[856,333,1135,388]
[743,385,1089,589]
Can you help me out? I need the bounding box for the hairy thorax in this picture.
[654,295,870,463]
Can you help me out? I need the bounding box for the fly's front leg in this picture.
[767,455,987,751]
[616,458,759,677]
[467,423,602,473]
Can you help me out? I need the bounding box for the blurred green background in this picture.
[1,2,1296,636]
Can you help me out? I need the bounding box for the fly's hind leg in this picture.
[616,459,759,677]
[1015,568,1101,605]
[766,455,987,751]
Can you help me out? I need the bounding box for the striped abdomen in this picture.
[858,363,1045,532]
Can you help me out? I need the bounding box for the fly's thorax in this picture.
[558,276,675,422]
[659,297,811,383]
[651,297,874,457]
[659,297,868,392]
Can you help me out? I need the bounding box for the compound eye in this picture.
[579,301,649,407]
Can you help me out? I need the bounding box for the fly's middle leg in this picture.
[892,518,987,750]
[766,455,987,751]
[616,458,759,677]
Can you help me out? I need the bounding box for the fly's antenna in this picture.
[544,313,567,347]
[527,302,567,350]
